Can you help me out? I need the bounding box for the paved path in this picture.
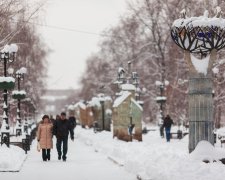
[0,137,136,180]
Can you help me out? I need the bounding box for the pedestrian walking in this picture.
[49,114,55,124]
[56,114,61,121]
[68,115,76,130]
[37,115,53,161]
[53,112,74,161]
[163,115,174,142]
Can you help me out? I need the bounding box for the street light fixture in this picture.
[99,98,105,131]
[155,80,169,137]
[8,67,27,135]
[0,44,18,147]
[14,68,26,135]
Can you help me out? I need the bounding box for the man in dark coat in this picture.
[68,116,76,130]
[53,112,74,161]
[163,115,174,142]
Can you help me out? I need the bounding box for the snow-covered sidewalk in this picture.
[2,126,225,180]
[0,132,136,180]
[76,126,225,180]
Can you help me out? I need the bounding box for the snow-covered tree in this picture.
[79,0,225,125]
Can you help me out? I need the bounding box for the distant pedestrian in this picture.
[37,115,53,161]
[163,115,174,142]
[56,114,61,121]
[53,112,74,161]
[49,114,55,124]
[68,116,77,130]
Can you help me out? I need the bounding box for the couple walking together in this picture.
[37,112,75,161]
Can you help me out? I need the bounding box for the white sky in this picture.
[37,0,128,90]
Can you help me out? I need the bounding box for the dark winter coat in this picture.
[53,119,74,139]
[163,116,174,129]
[68,116,76,129]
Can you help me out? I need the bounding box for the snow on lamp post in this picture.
[9,67,27,136]
[0,44,18,147]
[171,7,225,152]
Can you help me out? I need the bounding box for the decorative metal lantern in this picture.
[12,93,26,99]
[12,90,26,100]
[0,81,15,90]
[171,9,225,55]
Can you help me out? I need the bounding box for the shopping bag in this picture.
[37,142,41,152]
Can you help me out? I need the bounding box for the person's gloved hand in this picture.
[71,136,74,141]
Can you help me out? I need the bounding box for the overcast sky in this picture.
[37,0,128,90]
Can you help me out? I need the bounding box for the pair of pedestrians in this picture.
[37,112,75,161]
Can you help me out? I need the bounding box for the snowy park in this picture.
[1,0,225,180]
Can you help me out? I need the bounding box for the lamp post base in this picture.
[1,132,10,147]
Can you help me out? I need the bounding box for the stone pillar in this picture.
[188,75,214,152]
[186,51,215,153]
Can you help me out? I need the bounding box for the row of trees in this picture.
[0,0,49,113]
[78,0,225,127]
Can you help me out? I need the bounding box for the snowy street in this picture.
[0,128,136,180]
[2,126,225,180]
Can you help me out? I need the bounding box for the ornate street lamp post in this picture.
[131,72,140,101]
[0,44,18,147]
[100,99,105,131]
[155,80,169,137]
[9,67,27,136]
[171,8,225,152]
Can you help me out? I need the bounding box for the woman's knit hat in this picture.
[42,114,49,120]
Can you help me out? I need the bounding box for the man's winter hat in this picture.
[61,112,66,116]
[42,115,49,120]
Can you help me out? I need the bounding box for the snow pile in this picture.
[12,90,26,95]
[1,44,18,53]
[77,126,225,180]
[0,145,26,171]
[68,104,75,110]
[113,91,131,108]
[156,96,167,101]
[104,96,112,101]
[121,84,136,91]
[190,141,225,162]
[173,15,225,28]
[88,95,112,108]
[191,54,210,75]
[212,67,219,74]
[89,97,101,107]
[74,101,86,110]
[155,81,163,86]
[155,80,169,86]
[16,67,27,74]
[0,77,15,83]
